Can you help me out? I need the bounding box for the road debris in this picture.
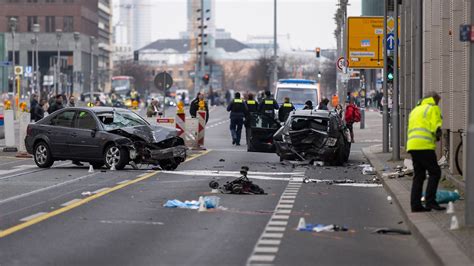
[373,228,411,235]
[208,166,266,194]
[432,190,461,204]
[81,191,92,196]
[219,158,225,162]
[163,196,220,210]
[362,165,376,175]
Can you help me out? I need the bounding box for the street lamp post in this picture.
[9,17,17,113]
[73,32,80,98]
[30,37,36,95]
[90,36,95,105]
[55,29,62,96]
[32,24,40,100]
[272,0,278,91]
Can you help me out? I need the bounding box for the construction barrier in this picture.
[196,110,206,149]
[16,112,31,158]
[156,117,175,129]
[176,101,186,138]
[3,109,17,152]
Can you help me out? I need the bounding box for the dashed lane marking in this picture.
[248,255,275,262]
[268,220,288,226]
[117,179,131,184]
[261,233,284,238]
[0,149,211,239]
[92,187,110,194]
[265,226,286,232]
[60,199,81,207]
[258,239,281,245]
[254,247,279,253]
[19,212,48,222]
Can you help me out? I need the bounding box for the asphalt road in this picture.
[0,106,433,265]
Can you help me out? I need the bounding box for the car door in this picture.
[47,110,77,158]
[70,110,102,160]
[248,113,280,152]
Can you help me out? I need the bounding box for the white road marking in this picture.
[92,187,110,194]
[281,196,297,199]
[272,215,290,220]
[268,220,288,226]
[279,200,295,204]
[265,226,286,232]
[0,172,98,205]
[0,161,72,181]
[254,247,279,253]
[258,239,281,245]
[261,233,284,238]
[60,199,81,207]
[100,220,164,225]
[20,212,48,222]
[276,204,293,209]
[117,179,131,184]
[248,255,275,262]
[275,209,291,214]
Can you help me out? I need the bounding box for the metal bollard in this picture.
[360,108,365,129]
[3,110,17,152]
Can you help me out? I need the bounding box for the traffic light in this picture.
[202,74,210,85]
[387,57,394,83]
[315,47,321,58]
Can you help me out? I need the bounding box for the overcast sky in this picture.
[114,0,361,50]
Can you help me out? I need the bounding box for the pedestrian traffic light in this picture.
[202,74,210,85]
[387,57,394,83]
[315,47,321,58]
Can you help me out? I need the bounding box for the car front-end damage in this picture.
[274,110,351,165]
[108,125,186,170]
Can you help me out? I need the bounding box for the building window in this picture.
[27,16,38,32]
[46,0,55,2]
[6,16,19,32]
[8,0,20,3]
[63,0,74,3]
[27,0,39,3]
[45,16,55,32]
[63,16,74,32]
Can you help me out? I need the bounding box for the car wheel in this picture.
[34,141,54,168]
[104,145,128,170]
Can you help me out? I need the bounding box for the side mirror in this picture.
[91,128,97,137]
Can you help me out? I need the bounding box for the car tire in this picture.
[33,141,54,168]
[159,159,179,170]
[104,144,129,170]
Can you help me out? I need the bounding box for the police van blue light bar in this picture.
[278,79,317,85]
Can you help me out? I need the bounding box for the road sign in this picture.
[14,66,23,76]
[154,71,173,91]
[386,33,395,51]
[0,61,12,67]
[347,16,400,69]
[43,75,54,86]
[336,57,347,71]
[387,17,395,33]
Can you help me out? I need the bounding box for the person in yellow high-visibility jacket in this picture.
[407,92,444,212]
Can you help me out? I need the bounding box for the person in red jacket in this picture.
[345,97,360,143]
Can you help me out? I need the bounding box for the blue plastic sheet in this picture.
[435,190,461,204]
[163,196,220,209]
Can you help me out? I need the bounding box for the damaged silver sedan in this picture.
[25,107,186,170]
[273,110,351,165]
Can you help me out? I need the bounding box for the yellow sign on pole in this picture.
[347,16,400,69]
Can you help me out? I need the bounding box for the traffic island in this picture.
[362,144,473,265]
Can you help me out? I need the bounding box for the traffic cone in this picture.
[88,165,94,173]
[198,196,207,212]
[297,217,306,231]
[110,163,116,171]
[446,202,454,214]
[450,215,459,230]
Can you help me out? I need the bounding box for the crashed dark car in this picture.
[246,112,280,153]
[273,110,351,165]
[25,107,186,170]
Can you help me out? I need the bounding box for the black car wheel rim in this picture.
[106,146,120,166]
[35,144,48,165]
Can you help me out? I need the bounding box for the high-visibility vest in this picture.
[406,97,443,151]
[283,103,293,108]
[87,102,94,107]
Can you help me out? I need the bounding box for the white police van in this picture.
[274,79,320,109]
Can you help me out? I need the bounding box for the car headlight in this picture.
[326,137,338,147]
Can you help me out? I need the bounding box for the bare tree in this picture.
[320,59,337,97]
[113,61,152,94]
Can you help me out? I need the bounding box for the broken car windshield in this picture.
[97,111,148,130]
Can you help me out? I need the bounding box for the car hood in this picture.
[108,125,177,143]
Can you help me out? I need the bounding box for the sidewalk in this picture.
[363,145,473,265]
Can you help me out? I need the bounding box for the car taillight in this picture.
[26,125,32,136]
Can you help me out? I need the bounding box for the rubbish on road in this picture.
[425,190,461,204]
[404,159,414,170]
[208,166,266,195]
[387,196,392,203]
[362,165,376,175]
[450,215,460,230]
[163,196,221,210]
[210,189,219,194]
[313,224,348,232]
[373,228,411,235]
[88,165,94,173]
[297,217,307,231]
[358,164,371,168]
[447,201,455,214]
[314,161,324,166]
[438,155,449,168]
[198,196,207,212]
[110,163,116,171]
[81,191,92,196]
[219,158,225,162]
[382,172,399,179]
[303,178,381,187]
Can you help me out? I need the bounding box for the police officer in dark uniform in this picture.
[246,93,258,113]
[227,92,248,146]
[244,93,258,148]
[258,91,279,127]
[278,97,295,123]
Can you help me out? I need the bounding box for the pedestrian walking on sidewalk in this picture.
[227,92,248,146]
[407,92,445,212]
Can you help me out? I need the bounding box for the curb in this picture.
[362,145,472,266]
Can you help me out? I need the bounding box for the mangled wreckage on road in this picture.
[26,107,186,170]
[273,110,351,165]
